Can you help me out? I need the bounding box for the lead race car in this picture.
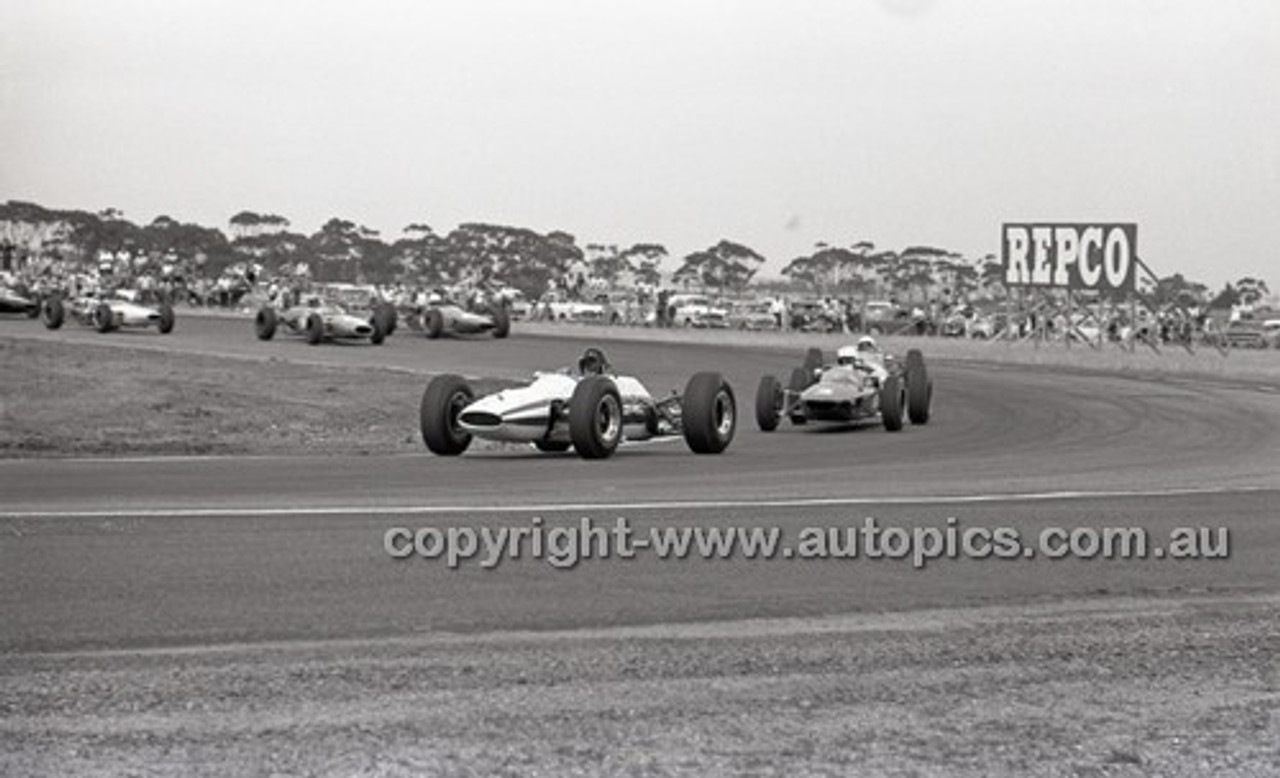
[420,348,736,459]
[42,291,175,334]
[755,337,932,432]
[255,296,388,345]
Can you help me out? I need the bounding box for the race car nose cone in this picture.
[459,411,503,428]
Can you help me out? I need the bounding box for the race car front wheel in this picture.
[42,297,64,330]
[905,348,931,425]
[157,304,175,335]
[305,312,324,345]
[255,307,277,340]
[683,372,736,454]
[880,374,906,432]
[421,374,474,455]
[424,309,444,339]
[569,376,623,459]
[755,374,782,432]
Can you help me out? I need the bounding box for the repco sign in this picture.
[1002,223,1137,292]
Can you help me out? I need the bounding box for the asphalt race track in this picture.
[3,315,1279,775]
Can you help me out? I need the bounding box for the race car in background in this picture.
[419,348,736,459]
[421,301,510,339]
[755,339,932,432]
[42,292,175,334]
[0,284,40,318]
[254,297,387,345]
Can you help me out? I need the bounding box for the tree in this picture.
[1235,276,1270,306]
[673,240,766,293]
[1208,283,1239,310]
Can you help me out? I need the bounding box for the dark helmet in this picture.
[578,347,609,376]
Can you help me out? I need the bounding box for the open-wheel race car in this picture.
[42,292,175,334]
[755,338,932,432]
[420,302,510,340]
[419,348,736,459]
[0,284,41,318]
[255,297,389,345]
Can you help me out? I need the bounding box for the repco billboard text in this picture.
[1002,223,1137,292]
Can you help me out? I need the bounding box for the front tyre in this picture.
[305,312,324,345]
[905,348,931,425]
[255,306,277,340]
[569,376,623,459]
[157,303,175,334]
[424,308,444,339]
[755,374,781,432]
[94,302,115,333]
[880,373,906,432]
[490,305,510,339]
[42,297,65,330]
[420,374,474,455]
[370,314,387,345]
[682,372,736,454]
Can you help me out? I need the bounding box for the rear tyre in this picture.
[490,305,510,339]
[682,372,736,454]
[420,374,474,455]
[94,302,114,333]
[255,307,277,340]
[880,373,906,432]
[42,297,64,330]
[905,348,931,425]
[755,374,781,432]
[569,376,623,459]
[424,308,444,339]
[382,305,398,336]
[157,303,175,334]
[305,312,324,345]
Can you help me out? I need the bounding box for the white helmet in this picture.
[836,345,859,365]
[856,336,878,353]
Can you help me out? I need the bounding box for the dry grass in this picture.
[0,337,506,458]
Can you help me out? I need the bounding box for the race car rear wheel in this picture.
[755,374,782,432]
[490,305,510,339]
[42,297,64,330]
[424,308,444,339]
[905,348,931,425]
[157,303,175,334]
[880,373,906,432]
[420,374,474,455]
[305,312,324,345]
[683,372,736,454]
[94,302,115,333]
[255,307,277,340]
[569,376,623,459]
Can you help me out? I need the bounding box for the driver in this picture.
[577,347,610,376]
[836,339,888,386]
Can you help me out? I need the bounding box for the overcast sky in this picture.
[2,0,1276,286]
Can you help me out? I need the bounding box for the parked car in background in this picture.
[729,299,777,331]
[668,294,729,328]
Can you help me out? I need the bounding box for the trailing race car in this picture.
[421,301,510,339]
[42,292,175,334]
[0,284,40,318]
[755,338,932,432]
[255,297,388,345]
[420,348,736,459]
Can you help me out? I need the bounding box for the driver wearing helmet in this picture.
[836,338,888,386]
[577,347,610,376]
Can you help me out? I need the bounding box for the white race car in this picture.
[255,298,387,345]
[755,339,932,432]
[422,302,510,339]
[0,284,40,318]
[419,348,736,459]
[42,293,175,334]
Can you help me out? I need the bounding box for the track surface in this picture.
[3,315,1279,775]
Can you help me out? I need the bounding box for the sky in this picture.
[2,0,1277,287]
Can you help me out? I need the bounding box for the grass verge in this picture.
[0,337,506,458]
